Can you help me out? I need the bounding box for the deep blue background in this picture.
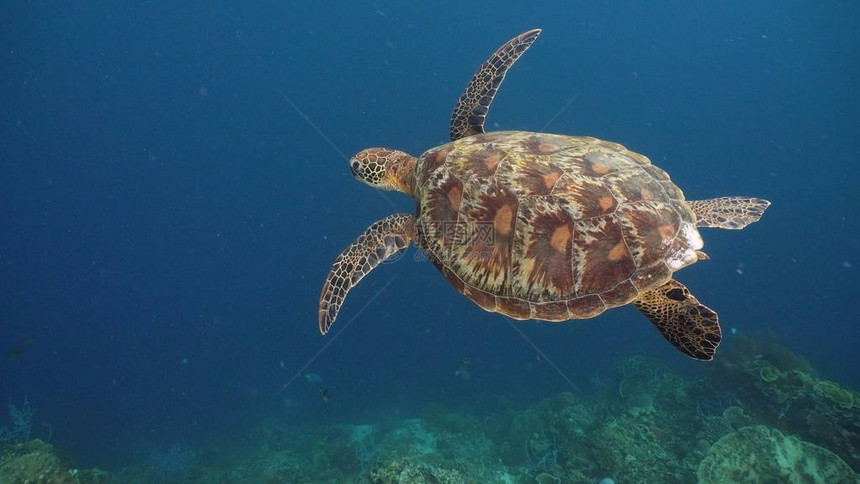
[1,1,857,468]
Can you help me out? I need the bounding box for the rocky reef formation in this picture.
[698,425,855,483]
[10,336,857,483]
[181,339,856,483]
[0,439,113,484]
[705,335,860,471]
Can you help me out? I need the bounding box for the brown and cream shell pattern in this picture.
[414,130,704,322]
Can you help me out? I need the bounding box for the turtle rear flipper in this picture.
[319,213,415,334]
[633,279,722,361]
[688,196,771,229]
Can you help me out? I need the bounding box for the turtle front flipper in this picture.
[688,196,771,229]
[318,213,415,334]
[450,29,541,141]
[633,279,722,361]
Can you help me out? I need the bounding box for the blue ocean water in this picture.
[1,1,858,480]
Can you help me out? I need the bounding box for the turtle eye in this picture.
[350,160,360,173]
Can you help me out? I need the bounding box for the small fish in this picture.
[304,373,331,402]
[454,356,472,381]
[304,372,324,386]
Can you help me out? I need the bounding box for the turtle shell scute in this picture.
[414,131,702,321]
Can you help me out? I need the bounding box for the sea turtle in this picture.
[318,29,770,360]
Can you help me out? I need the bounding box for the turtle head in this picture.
[350,148,417,197]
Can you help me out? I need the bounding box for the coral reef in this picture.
[705,335,860,470]
[697,425,856,483]
[0,439,113,484]
[0,397,34,444]
[367,458,465,484]
[814,380,856,410]
[27,335,851,484]
[489,358,709,483]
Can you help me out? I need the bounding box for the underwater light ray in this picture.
[276,88,349,161]
[276,88,400,212]
[540,92,580,132]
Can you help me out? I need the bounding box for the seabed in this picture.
[2,335,858,483]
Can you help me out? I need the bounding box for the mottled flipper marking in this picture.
[688,197,771,230]
[450,29,541,141]
[319,213,415,334]
[633,279,721,360]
